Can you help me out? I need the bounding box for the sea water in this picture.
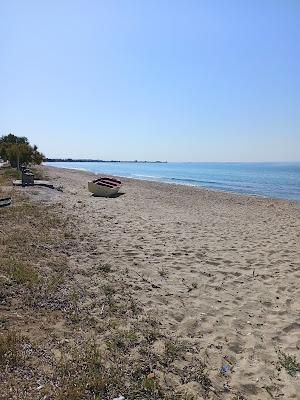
[44,162,300,201]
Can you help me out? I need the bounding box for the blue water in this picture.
[44,162,300,201]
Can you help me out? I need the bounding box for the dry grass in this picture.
[0,165,19,186]
[0,169,76,398]
[0,330,23,367]
[31,166,48,180]
[5,258,40,286]
[0,165,46,187]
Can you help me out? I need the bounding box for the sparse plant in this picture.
[164,338,185,363]
[102,283,115,297]
[0,330,23,367]
[106,329,138,352]
[98,263,112,273]
[0,166,19,183]
[277,350,300,376]
[185,363,211,393]
[69,288,80,322]
[128,296,141,315]
[55,339,124,399]
[144,327,160,344]
[47,272,65,292]
[142,373,160,394]
[158,268,168,278]
[7,258,39,287]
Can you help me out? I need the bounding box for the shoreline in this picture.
[43,164,300,205]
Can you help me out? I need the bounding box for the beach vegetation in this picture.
[55,340,105,399]
[182,363,212,393]
[0,330,23,367]
[97,263,112,273]
[106,328,139,351]
[0,165,19,185]
[0,133,44,167]
[278,350,300,377]
[7,258,40,287]
[31,165,48,180]
[158,267,168,278]
[46,271,66,292]
[102,283,116,303]
[164,338,186,363]
[69,287,81,323]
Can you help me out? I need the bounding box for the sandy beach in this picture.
[1,165,300,399]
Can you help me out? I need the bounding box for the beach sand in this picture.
[2,165,300,399]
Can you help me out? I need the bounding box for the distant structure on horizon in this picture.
[44,158,167,164]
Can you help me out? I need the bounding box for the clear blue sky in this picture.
[1,0,299,161]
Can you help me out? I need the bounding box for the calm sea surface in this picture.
[44,162,300,201]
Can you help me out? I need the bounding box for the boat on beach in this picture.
[88,177,122,197]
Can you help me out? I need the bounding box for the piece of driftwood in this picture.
[0,197,12,207]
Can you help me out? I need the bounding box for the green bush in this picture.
[0,133,44,167]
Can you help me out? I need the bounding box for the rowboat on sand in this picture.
[88,177,122,197]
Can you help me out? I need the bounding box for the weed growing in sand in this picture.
[143,327,160,344]
[46,272,65,292]
[69,288,81,323]
[277,350,300,377]
[142,374,160,394]
[177,394,196,400]
[158,268,168,278]
[0,330,23,367]
[106,329,139,351]
[98,263,112,273]
[182,363,212,393]
[0,166,19,185]
[102,283,115,297]
[233,394,247,400]
[102,283,116,309]
[6,258,39,287]
[55,340,107,399]
[164,338,186,363]
[54,339,163,399]
[127,296,141,315]
[137,316,162,344]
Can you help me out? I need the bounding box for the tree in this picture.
[0,134,44,167]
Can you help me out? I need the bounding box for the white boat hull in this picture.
[88,180,121,197]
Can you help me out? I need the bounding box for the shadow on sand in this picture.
[91,192,125,199]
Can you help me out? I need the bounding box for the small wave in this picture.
[44,163,89,172]
[170,177,220,185]
[131,174,162,180]
[71,167,89,172]
[131,175,221,186]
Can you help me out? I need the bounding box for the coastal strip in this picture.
[1,165,300,399]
